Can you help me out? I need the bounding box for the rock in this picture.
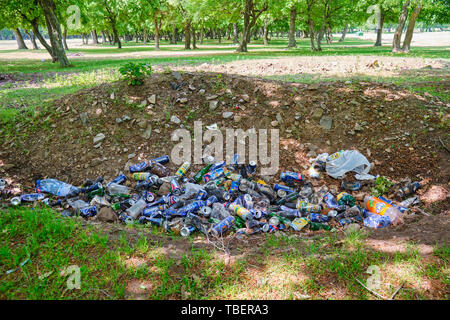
[148,94,156,104]
[306,143,318,152]
[242,94,250,102]
[157,182,171,196]
[234,115,242,123]
[115,117,123,124]
[276,113,283,124]
[306,150,317,158]
[137,119,147,129]
[271,120,279,127]
[354,123,364,132]
[122,115,131,121]
[311,108,324,121]
[95,207,119,223]
[110,92,115,100]
[93,133,105,144]
[141,125,152,139]
[80,112,88,126]
[170,115,181,124]
[209,100,219,111]
[128,153,136,159]
[177,98,188,104]
[319,116,333,130]
[344,223,361,234]
[206,95,218,101]
[223,111,233,119]
[172,71,182,80]
[188,85,196,91]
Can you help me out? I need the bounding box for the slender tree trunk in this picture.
[401,3,422,52]
[200,26,204,44]
[171,24,177,44]
[237,0,251,52]
[26,30,39,49]
[226,26,231,40]
[63,26,69,50]
[39,0,71,67]
[101,31,106,44]
[30,19,54,57]
[326,26,333,44]
[288,6,297,48]
[263,19,269,45]
[218,28,222,43]
[233,23,238,44]
[393,0,410,52]
[13,29,28,49]
[192,26,197,49]
[339,24,348,42]
[91,30,99,44]
[374,11,385,46]
[112,23,121,49]
[154,17,160,50]
[184,21,191,49]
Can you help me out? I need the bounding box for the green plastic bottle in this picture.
[309,222,331,231]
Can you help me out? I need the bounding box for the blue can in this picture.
[79,206,98,217]
[178,200,206,215]
[309,213,330,223]
[274,184,296,194]
[323,193,347,211]
[195,189,208,200]
[141,191,156,203]
[206,195,218,206]
[211,216,235,236]
[83,182,102,193]
[280,172,303,183]
[338,218,353,226]
[129,161,150,173]
[139,216,164,226]
[246,161,257,175]
[111,173,127,184]
[20,193,45,202]
[151,155,170,164]
[170,178,181,195]
[229,181,239,194]
[143,205,167,217]
[203,167,226,183]
[163,208,181,218]
[228,154,240,171]
[209,161,226,172]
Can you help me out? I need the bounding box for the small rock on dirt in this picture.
[320,116,333,130]
[171,115,181,124]
[95,207,119,223]
[223,112,233,119]
[93,133,105,144]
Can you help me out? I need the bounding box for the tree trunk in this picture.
[13,29,28,49]
[218,28,222,43]
[374,10,385,46]
[192,26,197,49]
[401,3,422,52]
[26,30,39,49]
[30,19,54,58]
[91,30,99,44]
[393,0,410,52]
[171,24,177,44]
[263,19,269,45]
[200,26,204,44]
[184,21,191,49]
[326,26,333,44]
[288,6,297,48]
[226,26,231,40]
[154,17,160,50]
[63,26,69,50]
[39,0,71,67]
[112,24,121,49]
[101,31,106,44]
[237,0,251,52]
[339,24,348,42]
[233,23,239,44]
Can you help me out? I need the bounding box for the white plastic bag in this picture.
[325,150,375,180]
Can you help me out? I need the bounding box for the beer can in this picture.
[211,216,235,236]
[180,226,196,237]
[129,161,150,173]
[206,195,218,206]
[170,178,181,195]
[200,206,212,217]
[111,173,127,184]
[175,161,191,178]
[151,155,170,164]
[79,206,98,217]
[141,191,156,203]
[133,172,151,181]
[195,189,208,200]
[246,161,257,175]
[280,172,303,183]
[262,223,278,233]
[274,184,296,194]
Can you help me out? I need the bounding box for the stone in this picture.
[319,116,333,130]
[172,71,182,80]
[311,108,324,121]
[178,98,188,104]
[137,119,147,128]
[95,207,119,223]
[93,133,105,144]
[170,115,181,124]
[344,223,361,234]
[222,111,233,119]
[306,150,317,158]
[276,113,283,124]
[148,94,156,104]
[141,125,152,139]
[128,153,136,159]
[188,85,196,91]
[306,143,319,151]
[271,120,279,127]
[80,112,88,126]
[242,94,250,102]
[234,115,242,123]
[115,117,123,124]
[206,94,218,101]
[354,123,364,132]
[209,100,219,111]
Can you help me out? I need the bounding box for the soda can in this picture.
[251,209,263,219]
[200,206,212,217]
[228,154,240,171]
[20,193,45,202]
[151,155,170,164]
[323,193,347,211]
[141,191,156,203]
[133,172,151,181]
[262,223,278,233]
[129,161,150,173]
[277,189,287,198]
[242,194,253,209]
[226,173,242,182]
[290,217,310,231]
[203,167,226,183]
[309,213,330,223]
[209,161,226,172]
[297,200,322,213]
[175,162,191,178]
[339,218,353,226]
[229,181,239,194]
[143,205,166,217]
[280,172,303,183]
[273,184,296,194]
[79,206,98,218]
[206,196,218,206]
[10,197,21,206]
[246,161,257,175]
[111,173,127,185]
[269,216,280,226]
[211,216,235,236]
[170,178,181,195]
[166,195,180,206]
[229,203,252,221]
[180,226,196,237]
[195,189,208,200]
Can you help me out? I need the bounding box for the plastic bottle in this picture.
[397,182,421,199]
[126,198,147,219]
[107,182,130,195]
[36,179,80,197]
[364,195,404,225]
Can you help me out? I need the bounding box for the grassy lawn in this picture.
[0,206,447,299]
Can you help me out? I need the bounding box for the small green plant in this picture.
[371,175,394,197]
[119,62,152,86]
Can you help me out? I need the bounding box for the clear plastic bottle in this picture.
[211,202,230,220]
[36,179,80,197]
[107,182,130,195]
[126,198,147,219]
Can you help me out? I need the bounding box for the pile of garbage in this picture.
[0,150,422,237]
